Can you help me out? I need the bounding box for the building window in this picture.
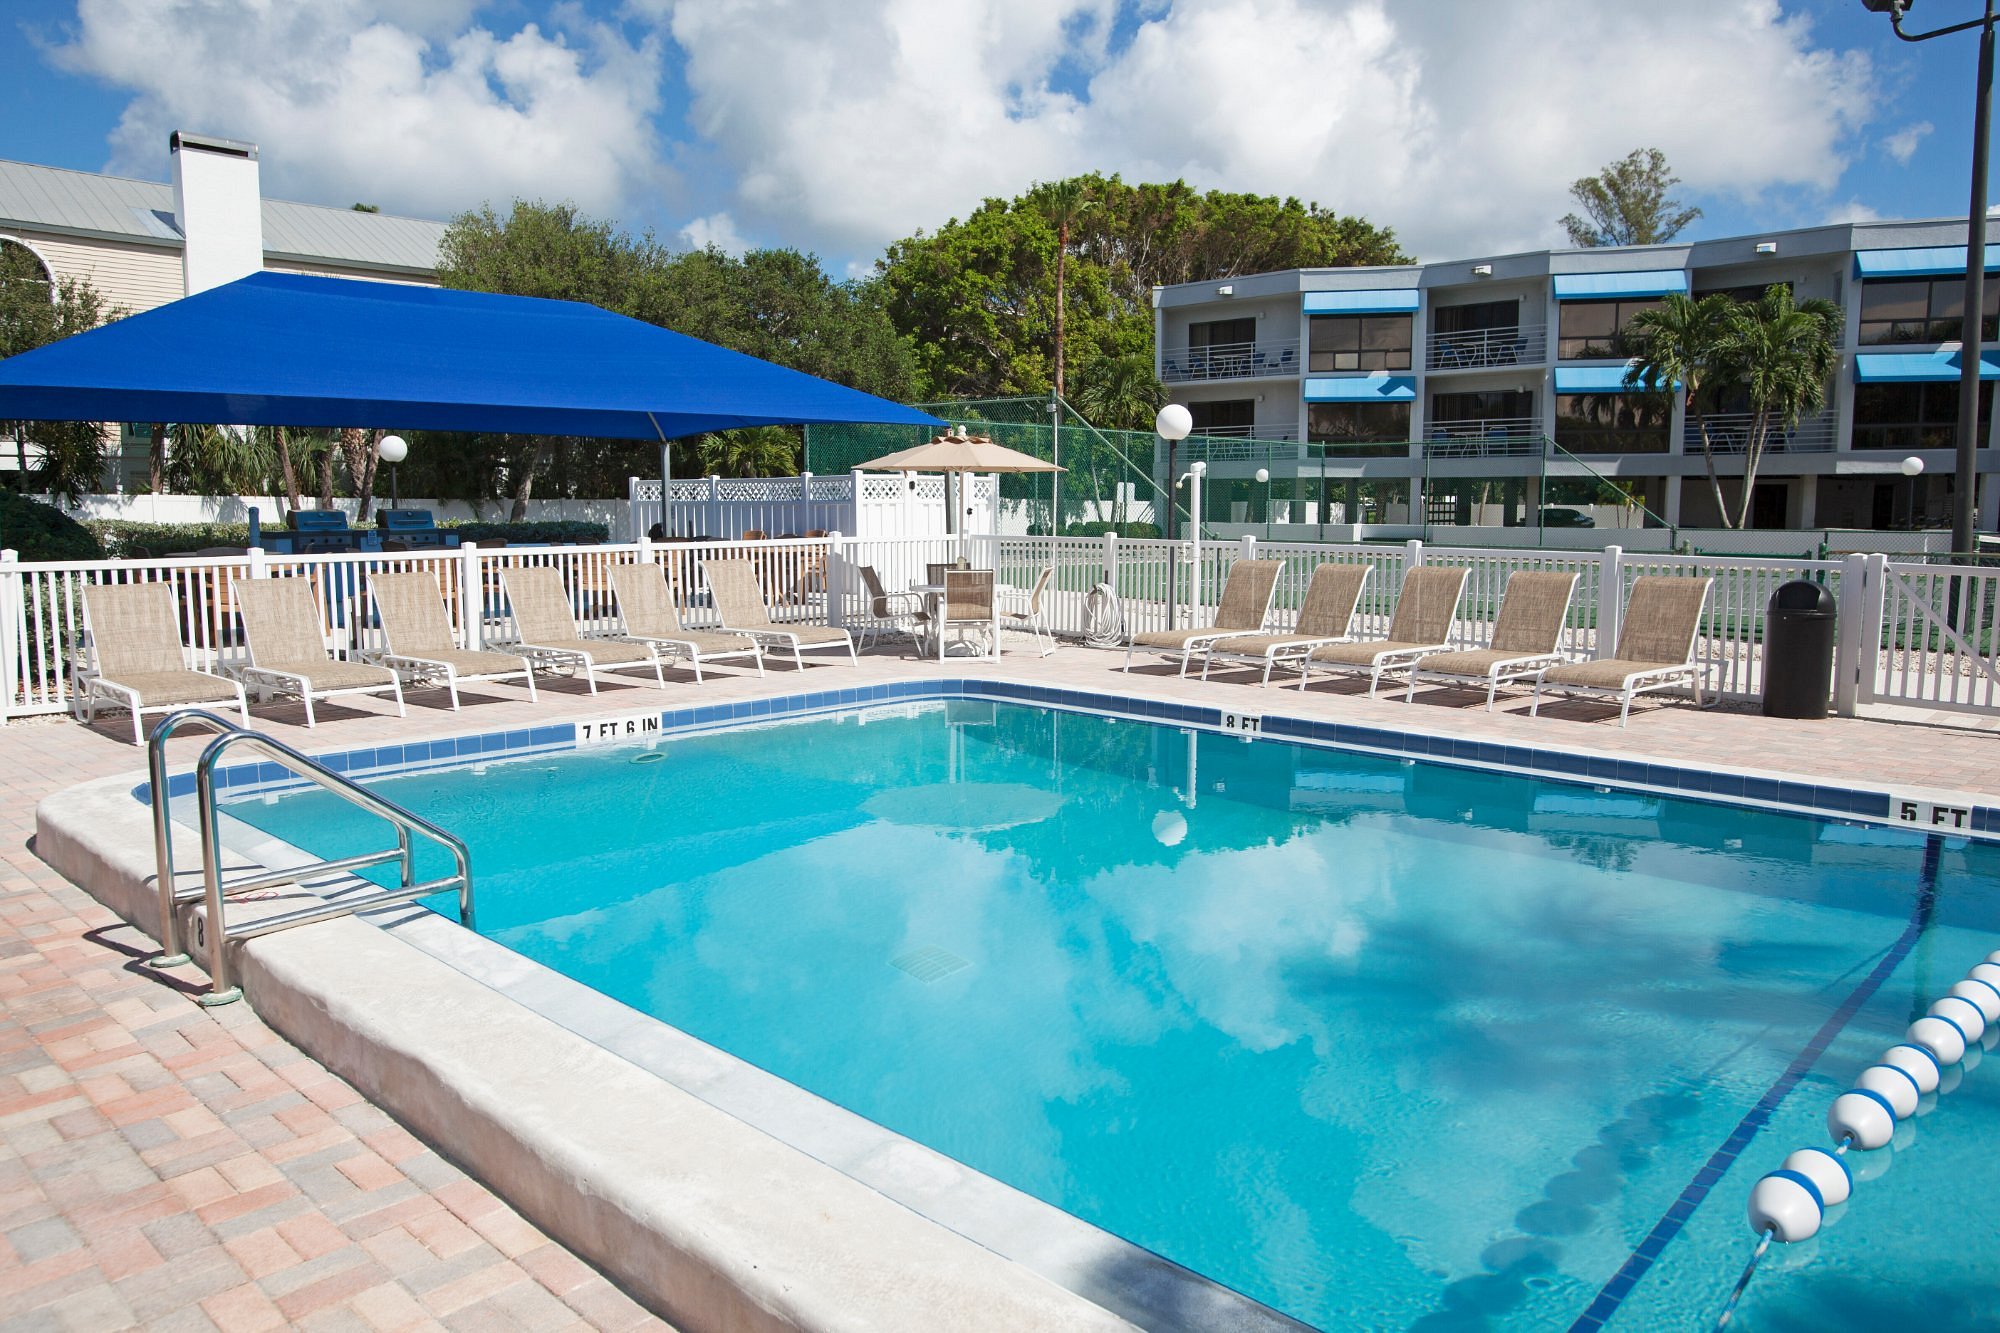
[1189,400,1256,437]
[1556,298,1662,359]
[1432,300,1518,335]
[1188,317,1256,352]
[1857,278,2000,345]
[1852,381,1994,450]
[1307,402,1411,456]
[1554,393,1670,454]
[1693,281,1793,306]
[1430,390,1536,433]
[1308,314,1412,372]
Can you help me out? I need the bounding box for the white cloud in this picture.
[1882,119,1934,165]
[51,0,670,222]
[660,0,1880,263]
[1825,199,1884,225]
[678,210,748,254]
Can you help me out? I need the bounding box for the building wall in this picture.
[4,230,184,315]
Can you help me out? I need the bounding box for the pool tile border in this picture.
[141,678,1997,840]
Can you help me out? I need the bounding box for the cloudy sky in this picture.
[0,0,1986,275]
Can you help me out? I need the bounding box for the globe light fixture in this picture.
[376,434,409,507]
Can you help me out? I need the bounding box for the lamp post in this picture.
[376,434,408,509]
[1156,404,1194,628]
[1902,454,1927,528]
[1863,0,1995,555]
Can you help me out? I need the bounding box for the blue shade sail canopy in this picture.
[1854,350,2000,382]
[1302,289,1421,315]
[1303,374,1416,403]
[1551,270,1689,300]
[0,271,943,440]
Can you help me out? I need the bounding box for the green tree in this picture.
[1040,178,1096,400]
[0,240,122,503]
[1626,285,1841,528]
[696,425,800,478]
[1562,148,1702,248]
[1072,353,1166,432]
[878,174,1406,400]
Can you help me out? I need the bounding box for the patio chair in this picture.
[365,571,537,709]
[997,566,1056,657]
[1201,563,1370,685]
[702,559,857,668]
[235,579,405,727]
[915,569,998,661]
[1123,559,1284,676]
[607,563,764,681]
[499,566,666,693]
[1532,576,1713,727]
[75,582,249,744]
[1294,565,1468,697]
[854,565,924,650]
[1406,570,1578,711]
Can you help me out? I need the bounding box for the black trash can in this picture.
[1762,580,1837,718]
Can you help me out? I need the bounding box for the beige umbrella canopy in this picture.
[855,424,1065,475]
[857,425,1065,546]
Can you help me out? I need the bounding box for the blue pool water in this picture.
[219,702,2000,1331]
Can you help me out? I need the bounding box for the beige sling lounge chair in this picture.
[701,559,856,668]
[76,582,249,744]
[1124,558,1284,676]
[236,579,405,728]
[1295,565,1468,697]
[500,566,666,693]
[1201,563,1371,685]
[608,564,764,681]
[1532,575,1713,727]
[365,571,537,709]
[1407,570,1579,711]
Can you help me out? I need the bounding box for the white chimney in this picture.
[171,131,264,295]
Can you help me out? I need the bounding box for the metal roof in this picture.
[0,159,444,274]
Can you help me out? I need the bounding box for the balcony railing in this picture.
[1425,325,1547,371]
[1422,417,1548,458]
[1684,412,1837,455]
[1178,426,1302,453]
[1161,339,1302,383]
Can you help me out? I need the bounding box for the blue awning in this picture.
[1304,374,1416,403]
[1552,270,1688,300]
[1302,289,1420,315]
[1854,350,2000,382]
[1554,365,1672,393]
[1854,246,2000,279]
[0,271,944,439]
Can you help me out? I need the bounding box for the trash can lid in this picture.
[1770,579,1835,614]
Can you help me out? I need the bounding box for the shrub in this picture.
[2,492,105,561]
[444,519,610,545]
[86,520,251,558]
[1062,520,1162,539]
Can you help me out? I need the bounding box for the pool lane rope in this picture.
[1713,950,2000,1330]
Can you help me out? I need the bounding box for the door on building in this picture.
[1749,481,1788,529]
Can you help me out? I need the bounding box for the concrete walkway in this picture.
[4,642,1997,1330]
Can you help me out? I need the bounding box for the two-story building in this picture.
[1153,218,1999,539]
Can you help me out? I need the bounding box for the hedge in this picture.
[2,492,106,561]
[1061,520,1163,539]
[82,517,612,558]
[444,519,609,545]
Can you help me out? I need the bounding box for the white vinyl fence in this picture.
[5,532,1998,723]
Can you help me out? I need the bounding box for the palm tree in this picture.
[699,425,799,477]
[1041,179,1095,400]
[1624,292,1743,528]
[1073,352,1166,431]
[1725,286,1843,530]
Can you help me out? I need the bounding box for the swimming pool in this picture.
[216,698,2000,1331]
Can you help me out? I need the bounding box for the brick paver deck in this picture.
[4,641,1996,1330]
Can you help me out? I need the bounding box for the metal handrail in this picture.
[144,718,473,1005]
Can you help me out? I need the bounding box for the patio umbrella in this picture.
[856,425,1063,552]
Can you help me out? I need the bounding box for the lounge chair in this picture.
[702,559,857,668]
[1201,563,1370,685]
[236,579,405,727]
[1406,570,1578,710]
[499,566,666,693]
[75,582,249,744]
[1532,576,1713,726]
[365,571,537,709]
[1123,558,1284,676]
[1294,565,1468,697]
[915,568,998,661]
[854,565,924,650]
[607,564,764,681]
[997,566,1056,657]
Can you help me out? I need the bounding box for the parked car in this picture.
[1538,506,1596,529]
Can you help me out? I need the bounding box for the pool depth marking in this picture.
[1566,834,1945,1331]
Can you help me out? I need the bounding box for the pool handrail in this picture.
[145,707,255,966]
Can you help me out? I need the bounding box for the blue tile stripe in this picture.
[127,680,1991,842]
[1565,835,1945,1332]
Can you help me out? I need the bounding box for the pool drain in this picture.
[889,945,971,983]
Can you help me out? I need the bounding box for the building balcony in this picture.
[1422,417,1548,458]
[1183,425,1301,448]
[1425,325,1547,372]
[1161,339,1301,383]
[1683,411,1837,455]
